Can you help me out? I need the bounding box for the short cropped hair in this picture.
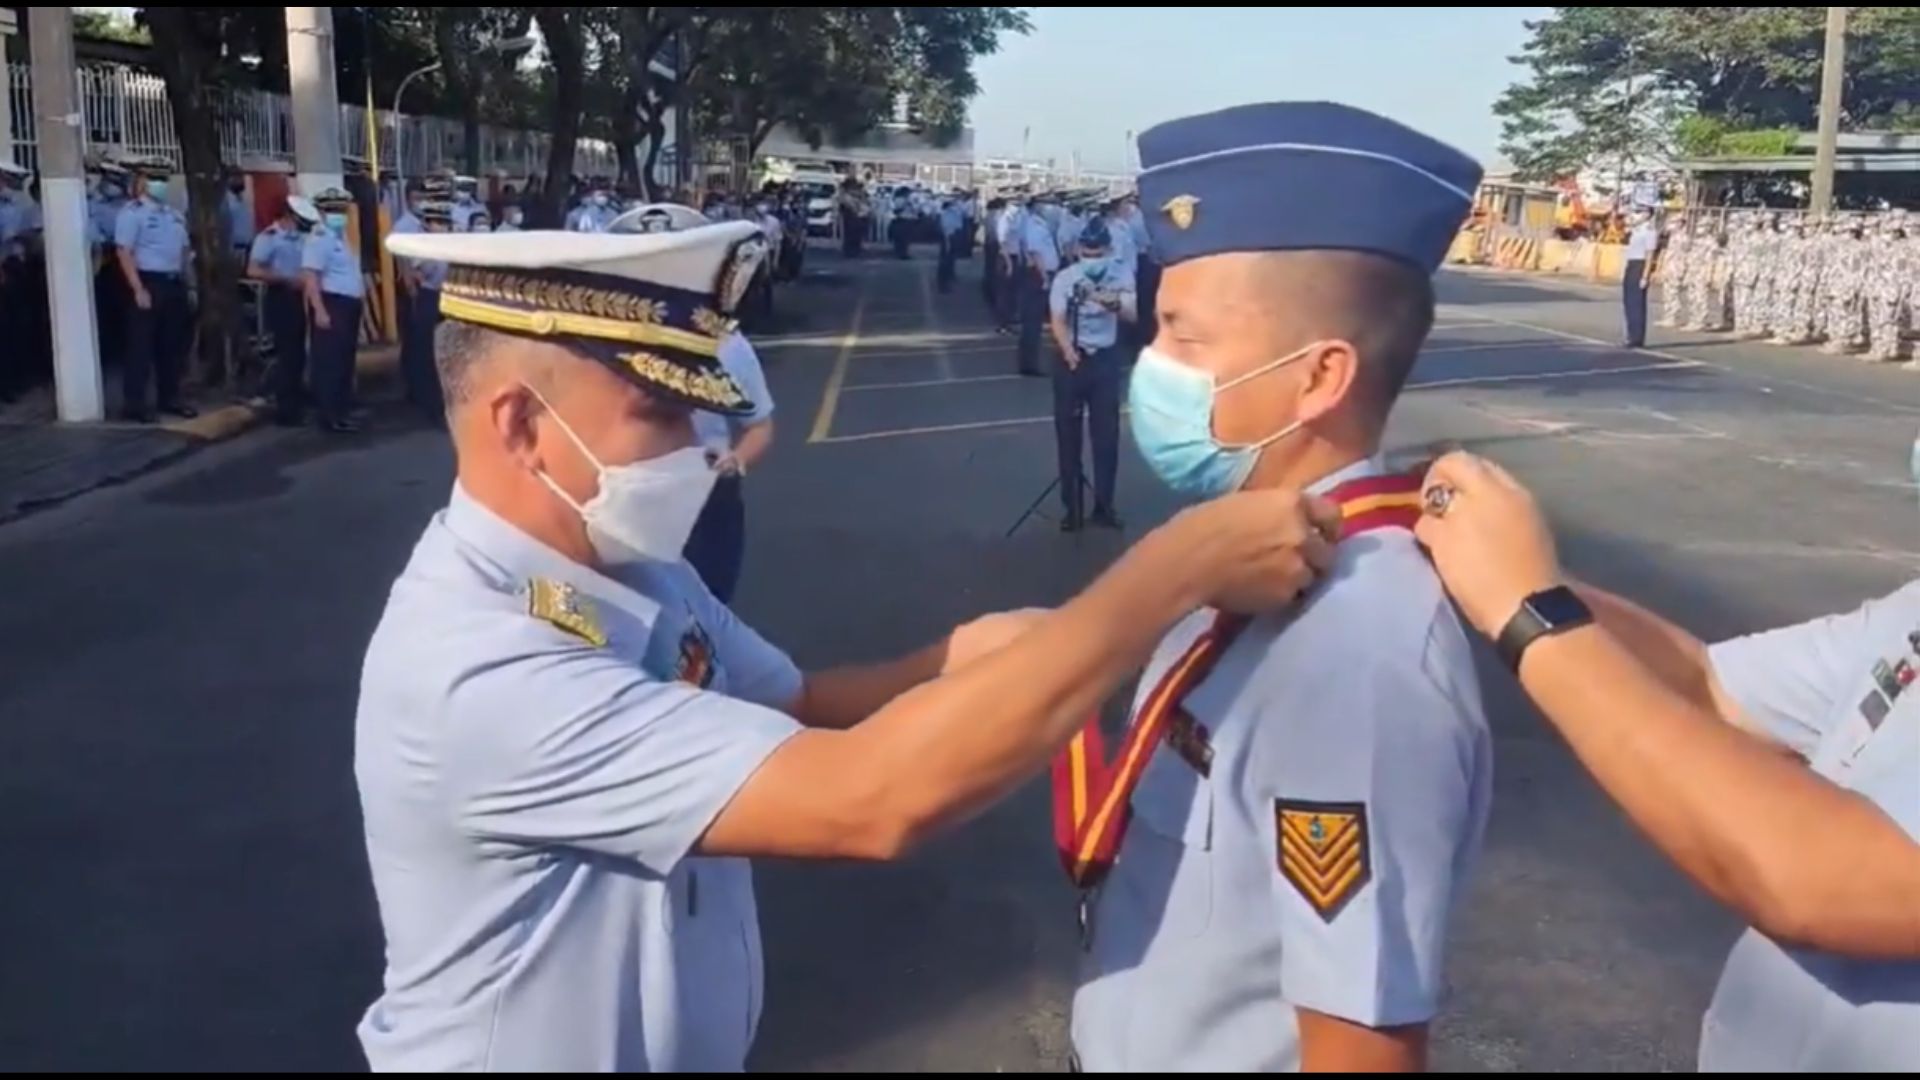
[1251,250,1436,413]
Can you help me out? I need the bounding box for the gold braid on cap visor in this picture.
[438,268,733,360]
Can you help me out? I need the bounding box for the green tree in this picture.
[1496,7,1920,178]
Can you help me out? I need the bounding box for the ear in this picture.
[1296,340,1360,425]
[488,383,545,472]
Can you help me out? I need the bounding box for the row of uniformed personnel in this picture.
[1658,210,1916,362]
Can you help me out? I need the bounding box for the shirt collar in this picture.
[1305,454,1387,496]
[441,483,664,628]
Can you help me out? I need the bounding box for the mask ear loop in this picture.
[523,383,604,515]
[1212,340,1333,452]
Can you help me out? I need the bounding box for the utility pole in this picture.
[1810,6,1848,215]
[28,6,104,422]
[286,7,344,194]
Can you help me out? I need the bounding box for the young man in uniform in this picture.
[301,188,366,435]
[114,157,198,423]
[1048,219,1135,533]
[248,195,319,426]
[362,220,1344,1072]
[1069,102,1492,1073]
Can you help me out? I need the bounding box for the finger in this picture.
[1422,451,1493,493]
[1301,493,1343,542]
[1298,530,1337,576]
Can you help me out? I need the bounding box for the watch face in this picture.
[1527,587,1591,628]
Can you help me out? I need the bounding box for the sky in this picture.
[968,7,1552,172]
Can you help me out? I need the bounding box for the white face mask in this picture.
[528,387,718,569]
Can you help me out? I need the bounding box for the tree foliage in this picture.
[1496,7,1920,178]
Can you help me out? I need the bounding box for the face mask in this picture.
[591,193,609,208]
[146,181,170,203]
[1082,256,1109,280]
[325,213,349,234]
[1128,341,1328,500]
[529,386,719,568]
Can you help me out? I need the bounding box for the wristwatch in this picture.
[1496,586,1595,673]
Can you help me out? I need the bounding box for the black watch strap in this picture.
[1496,586,1594,673]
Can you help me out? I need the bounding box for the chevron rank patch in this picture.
[1276,799,1371,923]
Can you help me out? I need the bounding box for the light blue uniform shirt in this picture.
[1626,221,1660,262]
[1022,211,1061,275]
[355,487,803,1072]
[225,190,255,249]
[568,204,619,234]
[999,206,1027,263]
[248,223,306,283]
[302,228,365,299]
[452,200,484,233]
[939,204,965,238]
[1701,583,1920,1071]
[1049,259,1136,351]
[114,197,190,274]
[389,213,448,290]
[89,195,127,250]
[0,194,27,260]
[1072,458,1493,1072]
[692,333,775,453]
[1105,217,1139,277]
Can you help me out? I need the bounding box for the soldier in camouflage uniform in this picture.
[1772,218,1820,346]
[1688,227,1732,332]
[1865,212,1912,364]
[1732,214,1770,338]
[1819,216,1868,355]
[1752,214,1784,340]
[1658,218,1694,329]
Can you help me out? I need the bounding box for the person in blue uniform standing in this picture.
[1070,102,1490,1073]
[364,218,1345,1072]
[114,157,198,423]
[937,196,965,294]
[248,195,318,426]
[1048,219,1135,533]
[398,196,455,427]
[1416,447,1920,1072]
[88,159,133,375]
[302,188,366,435]
[568,181,619,234]
[1016,193,1062,378]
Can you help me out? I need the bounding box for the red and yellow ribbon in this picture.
[1051,470,1426,890]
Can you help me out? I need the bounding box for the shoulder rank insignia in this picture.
[676,622,717,689]
[1162,195,1201,231]
[527,578,607,648]
[1275,799,1371,923]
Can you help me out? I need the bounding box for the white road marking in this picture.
[843,374,1028,394]
[1407,360,1701,392]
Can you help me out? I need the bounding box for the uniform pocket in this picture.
[1109,752,1215,942]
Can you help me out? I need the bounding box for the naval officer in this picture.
[1070,102,1491,1073]
[360,220,1348,1072]
[1415,448,1920,1072]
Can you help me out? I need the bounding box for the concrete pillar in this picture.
[28,7,104,423]
[0,8,17,164]
[286,7,344,195]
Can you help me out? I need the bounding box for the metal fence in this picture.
[5,62,615,179]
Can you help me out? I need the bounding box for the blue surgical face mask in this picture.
[1082,255,1109,280]
[1128,341,1328,500]
[325,213,349,234]
[146,180,171,203]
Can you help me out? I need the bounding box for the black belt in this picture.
[139,270,183,281]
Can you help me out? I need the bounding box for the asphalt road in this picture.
[3,245,1917,1072]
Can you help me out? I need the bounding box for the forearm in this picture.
[1050,316,1073,356]
[796,639,947,731]
[848,524,1212,849]
[1520,626,1920,958]
[303,273,325,318]
[732,421,775,472]
[117,248,142,292]
[1575,584,1717,711]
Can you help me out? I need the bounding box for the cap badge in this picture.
[1163,195,1201,231]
